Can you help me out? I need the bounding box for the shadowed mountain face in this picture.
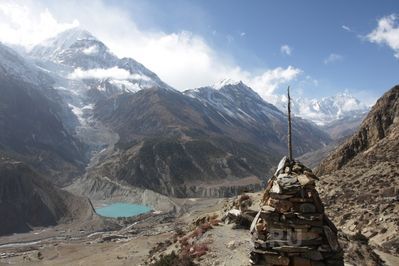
[89,86,331,197]
[0,157,96,236]
[316,85,399,256]
[0,46,86,185]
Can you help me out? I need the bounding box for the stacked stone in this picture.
[249,156,344,266]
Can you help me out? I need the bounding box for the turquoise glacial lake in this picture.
[95,203,151,218]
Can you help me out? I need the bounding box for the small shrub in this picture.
[151,251,198,266]
[191,243,208,258]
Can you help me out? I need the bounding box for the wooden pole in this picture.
[287,86,293,161]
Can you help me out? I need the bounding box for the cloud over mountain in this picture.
[367,14,399,59]
[0,0,301,103]
[68,67,150,81]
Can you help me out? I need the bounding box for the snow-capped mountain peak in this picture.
[212,78,243,89]
[287,92,369,125]
[30,28,97,56]
[185,81,283,124]
[30,27,114,69]
[28,28,172,97]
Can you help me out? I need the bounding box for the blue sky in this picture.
[0,0,398,104]
[107,0,399,104]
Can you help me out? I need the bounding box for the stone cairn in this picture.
[249,156,344,266]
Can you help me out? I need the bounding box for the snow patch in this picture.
[68,103,84,123]
[109,79,142,93]
[68,103,93,124]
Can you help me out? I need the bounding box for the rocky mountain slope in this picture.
[317,85,399,258]
[86,82,331,197]
[320,111,368,140]
[0,156,98,236]
[0,43,86,186]
[185,81,331,155]
[0,28,333,200]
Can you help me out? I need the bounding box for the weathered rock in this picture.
[270,181,283,194]
[249,157,343,265]
[302,250,324,260]
[291,256,312,266]
[261,205,276,213]
[226,240,237,250]
[292,231,321,241]
[267,198,293,213]
[250,211,261,233]
[289,197,314,203]
[297,175,315,186]
[323,226,339,251]
[272,246,315,253]
[276,174,301,191]
[299,203,316,213]
[263,254,290,265]
[275,156,288,176]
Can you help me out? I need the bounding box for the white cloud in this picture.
[280,44,292,56]
[342,25,352,32]
[0,1,78,49]
[69,67,149,81]
[82,45,98,55]
[0,0,302,103]
[243,66,301,103]
[324,53,343,64]
[240,32,246,37]
[367,14,399,59]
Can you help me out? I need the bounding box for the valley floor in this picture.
[0,193,398,266]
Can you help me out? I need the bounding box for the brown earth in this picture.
[0,193,394,266]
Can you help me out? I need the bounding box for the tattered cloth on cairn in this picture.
[249,156,344,266]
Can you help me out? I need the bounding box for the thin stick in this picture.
[287,86,293,161]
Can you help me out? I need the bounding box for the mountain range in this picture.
[0,27,397,266]
[0,28,337,200]
[0,27,374,234]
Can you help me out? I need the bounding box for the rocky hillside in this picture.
[320,111,367,140]
[317,85,399,174]
[316,85,399,258]
[0,156,97,236]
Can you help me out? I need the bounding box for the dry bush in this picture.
[191,243,208,258]
[151,251,198,266]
